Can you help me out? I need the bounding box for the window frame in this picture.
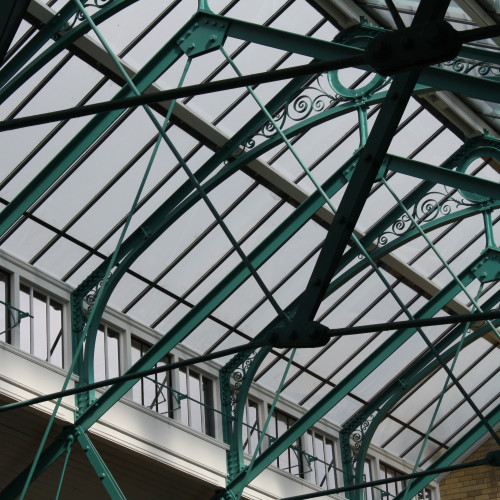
[18,281,65,368]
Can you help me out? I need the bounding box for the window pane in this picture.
[189,371,202,433]
[0,271,8,340]
[19,286,30,353]
[49,300,63,367]
[33,290,47,360]
[107,329,120,379]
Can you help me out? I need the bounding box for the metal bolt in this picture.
[179,37,184,43]
[209,35,218,42]
[100,473,106,479]
[193,23,199,29]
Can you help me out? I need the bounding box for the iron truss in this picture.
[0,0,500,499]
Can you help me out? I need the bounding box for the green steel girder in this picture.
[340,292,500,499]
[0,0,140,102]
[75,429,126,500]
[2,9,500,132]
[331,201,500,297]
[0,30,185,239]
[2,3,499,497]
[392,402,500,500]
[219,254,477,498]
[0,145,363,499]
[219,137,500,484]
[72,63,325,412]
[0,428,74,500]
[330,134,500,294]
[293,71,422,326]
[388,156,500,201]
[73,149,362,427]
[221,348,269,480]
[0,0,31,66]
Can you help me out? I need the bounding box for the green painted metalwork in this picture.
[340,298,500,499]
[221,349,266,480]
[177,18,228,57]
[0,0,140,103]
[219,138,500,488]
[388,156,500,201]
[75,428,126,500]
[0,0,30,65]
[293,72,421,326]
[54,434,73,500]
[391,403,500,500]
[0,8,189,238]
[383,177,500,345]
[70,65,326,416]
[2,3,500,497]
[0,141,360,498]
[330,134,500,294]
[219,260,475,498]
[281,450,498,500]
[0,301,31,336]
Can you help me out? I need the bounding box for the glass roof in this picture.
[1,0,500,488]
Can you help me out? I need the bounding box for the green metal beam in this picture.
[0,0,140,102]
[340,292,500,499]
[75,429,126,500]
[221,256,475,497]
[388,156,500,201]
[0,0,31,66]
[392,403,500,500]
[0,11,186,238]
[292,72,421,326]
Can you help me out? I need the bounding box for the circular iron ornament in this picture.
[329,24,389,99]
[327,69,387,99]
[455,146,500,203]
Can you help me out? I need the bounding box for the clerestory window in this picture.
[19,283,64,368]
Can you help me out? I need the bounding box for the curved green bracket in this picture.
[218,135,500,482]
[340,289,500,499]
[216,253,484,499]
[198,0,213,13]
[70,58,330,412]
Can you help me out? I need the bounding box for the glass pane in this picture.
[32,290,48,361]
[189,371,202,433]
[94,328,105,383]
[49,300,63,368]
[107,329,120,379]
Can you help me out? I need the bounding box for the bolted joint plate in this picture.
[365,20,461,76]
[264,321,330,348]
[177,18,229,57]
[472,247,500,283]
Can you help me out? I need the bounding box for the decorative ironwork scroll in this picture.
[66,0,115,30]
[244,21,391,151]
